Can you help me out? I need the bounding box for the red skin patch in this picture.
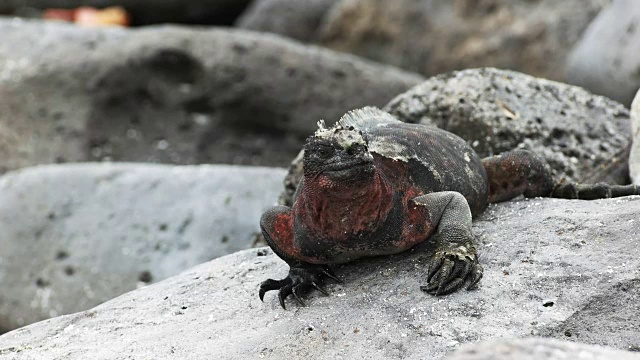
[296,170,394,242]
[272,212,296,257]
[376,157,435,251]
[397,187,432,249]
[266,155,437,264]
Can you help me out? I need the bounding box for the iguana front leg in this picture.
[409,191,483,296]
[258,206,340,309]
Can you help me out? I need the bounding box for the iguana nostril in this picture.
[347,144,365,156]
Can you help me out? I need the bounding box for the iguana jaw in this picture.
[321,160,374,183]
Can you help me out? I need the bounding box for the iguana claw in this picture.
[259,264,340,309]
[421,247,482,296]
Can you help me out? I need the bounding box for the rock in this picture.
[236,0,339,42]
[384,68,632,184]
[445,338,640,360]
[629,89,640,184]
[0,163,286,333]
[566,0,640,107]
[0,20,422,174]
[1,196,639,358]
[0,0,253,25]
[317,0,607,81]
[539,279,640,350]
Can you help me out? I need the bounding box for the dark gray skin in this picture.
[259,107,640,309]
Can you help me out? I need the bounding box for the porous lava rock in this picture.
[385,68,632,184]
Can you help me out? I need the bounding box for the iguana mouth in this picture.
[321,159,375,182]
[323,159,372,173]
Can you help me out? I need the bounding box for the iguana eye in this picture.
[317,147,334,158]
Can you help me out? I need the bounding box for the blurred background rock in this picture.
[567,0,640,107]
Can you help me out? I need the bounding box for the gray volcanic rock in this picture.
[0,19,422,173]
[630,89,640,185]
[0,163,285,333]
[1,196,639,359]
[0,0,253,25]
[445,338,640,360]
[384,68,632,184]
[318,0,607,81]
[566,0,640,107]
[539,279,640,350]
[236,0,339,42]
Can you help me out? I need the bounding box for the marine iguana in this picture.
[259,107,639,309]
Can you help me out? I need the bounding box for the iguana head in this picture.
[302,120,375,183]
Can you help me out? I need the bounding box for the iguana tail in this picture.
[551,182,640,200]
[482,149,640,202]
[482,149,554,203]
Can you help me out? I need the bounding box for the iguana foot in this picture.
[421,246,483,296]
[259,264,341,309]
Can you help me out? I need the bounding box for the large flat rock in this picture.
[1,196,639,359]
[0,20,422,173]
[0,163,285,332]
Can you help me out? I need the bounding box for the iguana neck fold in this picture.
[298,170,394,239]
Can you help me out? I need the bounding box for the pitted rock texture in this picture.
[445,338,640,360]
[0,163,285,333]
[1,197,639,359]
[566,0,640,107]
[0,19,422,174]
[384,68,632,184]
[317,0,607,81]
[539,279,640,350]
[630,89,640,185]
[236,0,339,42]
[0,0,252,25]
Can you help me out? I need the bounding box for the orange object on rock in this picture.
[43,8,75,22]
[75,6,130,27]
[43,6,130,27]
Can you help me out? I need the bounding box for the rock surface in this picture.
[445,338,640,360]
[0,19,422,174]
[539,278,640,350]
[318,0,607,81]
[0,0,252,25]
[566,0,640,107]
[1,196,639,359]
[236,0,339,42]
[384,68,632,184]
[630,89,640,185]
[0,163,286,333]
